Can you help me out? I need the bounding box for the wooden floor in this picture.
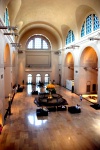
[0,85,100,150]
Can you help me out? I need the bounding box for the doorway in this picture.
[27,74,32,84]
[45,74,49,84]
[36,74,41,84]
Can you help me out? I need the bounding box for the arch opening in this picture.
[64,52,74,91]
[80,46,98,103]
[4,43,11,97]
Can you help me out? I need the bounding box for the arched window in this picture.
[45,74,49,84]
[93,14,100,31]
[86,15,92,34]
[81,14,100,37]
[26,35,51,50]
[3,8,10,26]
[27,74,32,94]
[27,74,32,84]
[36,74,41,84]
[81,22,85,37]
[66,30,75,45]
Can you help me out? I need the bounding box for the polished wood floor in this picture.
[0,85,100,150]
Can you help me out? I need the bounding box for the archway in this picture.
[64,52,74,90]
[80,46,98,103]
[4,43,11,97]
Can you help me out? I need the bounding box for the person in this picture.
[80,94,82,101]
[52,80,55,84]
[0,124,3,134]
[75,104,81,109]
[22,80,24,85]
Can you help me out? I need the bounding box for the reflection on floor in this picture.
[28,114,47,125]
[82,94,97,104]
[0,85,100,150]
[27,84,47,95]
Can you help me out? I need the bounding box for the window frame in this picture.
[26,35,51,50]
[81,14,100,37]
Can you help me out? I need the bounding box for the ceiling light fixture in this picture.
[89,37,100,41]
[66,45,80,49]
[54,50,61,55]
[18,50,23,53]
[4,33,19,36]
[0,26,18,31]
[11,43,21,47]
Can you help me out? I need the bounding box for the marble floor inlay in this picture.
[0,85,100,150]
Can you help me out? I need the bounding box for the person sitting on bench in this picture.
[75,104,81,109]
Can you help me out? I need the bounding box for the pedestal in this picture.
[48,90,52,99]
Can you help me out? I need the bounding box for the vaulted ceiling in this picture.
[0,0,100,46]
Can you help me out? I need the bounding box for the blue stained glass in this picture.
[81,14,100,38]
[4,8,9,26]
[93,14,100,31]
[3,13,5,22]
[66,30,75,45]
[72,31,75,42]
[86,15,92,34]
